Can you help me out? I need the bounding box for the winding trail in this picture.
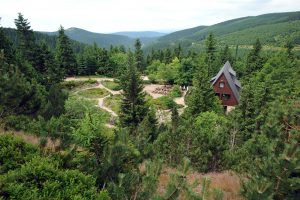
[66,77,120,116]
[65,76,188,124]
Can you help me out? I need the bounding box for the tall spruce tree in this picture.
[14,13,36,63]
[119,51,148,133]
[205,32,217,76]
[56,26,77,76]
[185,60,221,118]
[0,20,14,63]
[219,45,234,65]
[134,39,145,72]
[246,38,263,75]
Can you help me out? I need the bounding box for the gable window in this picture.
[219,81,225,88]
[222,93,230,100]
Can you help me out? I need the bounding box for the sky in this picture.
[0,0,299,33]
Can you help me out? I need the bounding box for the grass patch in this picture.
[101,80,121,91]
[103,94,122,114]
[151,96,177,110]
[61,79,97,90]
[77,88,110,98]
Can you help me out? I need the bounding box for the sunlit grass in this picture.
[101,80,121,91]
[77,88,110,98]
[103,94,122,113]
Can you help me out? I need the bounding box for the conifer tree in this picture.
[185,60,221,118]
[119,51,148,133]
[246,38,263,75]
[14,13,36,62]
[219,45,233,65]
[0,20,14,63]
[134,39,145,72]
[56,26,77,76]
[164,48,172,64]
[205,32,217,76]
[174,44,182,60]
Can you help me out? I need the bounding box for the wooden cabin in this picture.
[211,61,241,112]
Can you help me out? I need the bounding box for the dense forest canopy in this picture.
[0,12,299,200]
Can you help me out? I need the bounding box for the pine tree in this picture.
[185,60,221,118]
[119,51,148,133]
[134,39,144,72]
[164,48,172,64]
[205,32,218,76]
[14,13,36,62]
[246,38,263,75]
[174,44,182,60]
[219,45,233,65]
[55,26,77,76]
[0,21,14,63]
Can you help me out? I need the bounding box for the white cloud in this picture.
[0,0,299,33]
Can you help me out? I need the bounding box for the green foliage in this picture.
[169,85,182,98]
[134,39,145,72]
[77,88,110,98]
[0,135,39,174]
[0,65,47,117]
[101,80,121,91]
[0,156,110,199]
[187,112,228,172]
[103,94,122,114]
[60,79,98,90]
[56,26,77,76]
[205,32,218,76]
[185,59,222,118]
[146,11,300,52]
[245,38,264,75]
[119,52,148,132]
[151,96,177,110]
[138,159,163,199]
[42,84,68,120]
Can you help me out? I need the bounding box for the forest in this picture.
[0,13,299,200]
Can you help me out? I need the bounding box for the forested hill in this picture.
[3,27,87,53]
[44,28,161,49]
[145,11,300,51]
[112,31,166,38]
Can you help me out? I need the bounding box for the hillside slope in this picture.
[145,11,300,51]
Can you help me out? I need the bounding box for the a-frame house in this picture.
[211,61,241,112]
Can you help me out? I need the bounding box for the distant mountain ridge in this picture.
[112,31,167,38]
[146,11,300,51]
[43,28,165,49]
[35,11,300,50]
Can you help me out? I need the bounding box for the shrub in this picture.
[152,96,177,110]
[0,156,111,199]
[0,135,39,174]
[169,85,182,98]
[3,115,32,131]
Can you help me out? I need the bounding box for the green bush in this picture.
[0,135,39,174]
[152,96,176,110]
[169,85,182,98]
[3,115,33,131]
[0,156,111,199]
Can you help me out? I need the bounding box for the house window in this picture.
[222,94,230,100]
[219,81,225,88]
